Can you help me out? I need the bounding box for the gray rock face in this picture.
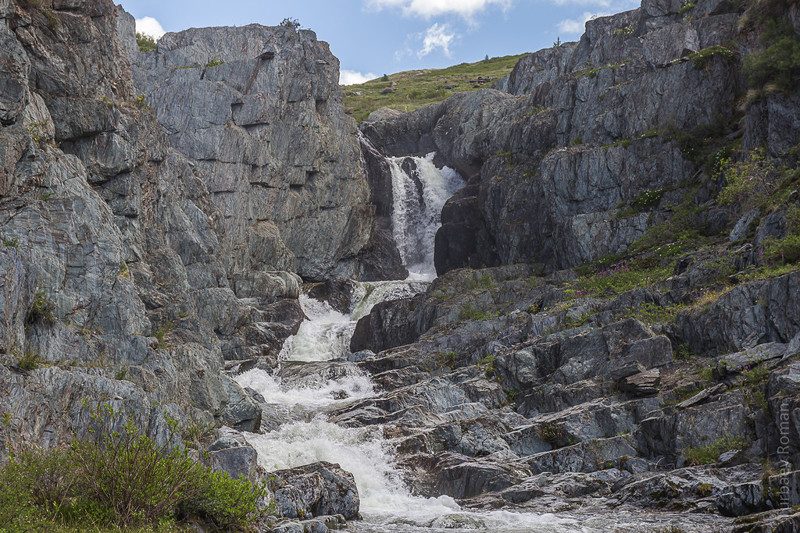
[361,2,745,274]
[268,462,360,520]
[130,24,373,282]
[0,0,343,467]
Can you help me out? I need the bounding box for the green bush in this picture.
[459,304,490,321]
[0,406,268,531]
[716,148,778,209]
[743,19,800,93]
[279,17,300,31]
[136,33,157,53]
[17,351,40,371]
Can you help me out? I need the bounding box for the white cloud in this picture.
[556,11,608,36]
[340,69,379,85]
[135,17,166,39]
[366,0,513,20]
[417,23,456,57]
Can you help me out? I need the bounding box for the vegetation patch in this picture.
[684,435,747,465]
[466,272,498,291]
[574,62,627,79]
[342,54,526,123]
[28,290,56,325]
[618,302,685,325]
[566,262,672,298]
[459,304,492,321]
[17,351,41,371]
[136,33,157,53]
[0,406,268,531]
[743,18,800,93]
[154,322,174,349]
[689,46,736,70]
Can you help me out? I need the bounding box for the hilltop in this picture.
[342,54,527,123]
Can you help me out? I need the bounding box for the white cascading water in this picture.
[235,155,585,531]
[388,153,464,280]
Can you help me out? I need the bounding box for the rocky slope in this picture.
[344,0,800,530]
[0,0,366,529]
[1,0,799,530]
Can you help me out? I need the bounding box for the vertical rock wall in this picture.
[128,23,376,282]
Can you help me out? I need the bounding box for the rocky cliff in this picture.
[2,0,800,530]
[361,0,800,275]
[346,0,800,530]
[0,1,366,527]
[127,22,385,282]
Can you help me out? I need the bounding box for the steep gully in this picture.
[234,154,706,532]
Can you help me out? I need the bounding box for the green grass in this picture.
[684,435,747,465]
[565,263,672,298]
[618,302,685,325]
[574,61,626,79]
[342,54,527,123]
[458,304,492,321]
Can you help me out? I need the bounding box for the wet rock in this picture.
[220,376,262,432]
[307,280,357,314]
[268,462,360,520]
[350,293,432,353]
[410,452,531,499]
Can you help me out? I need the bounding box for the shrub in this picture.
[0,406,268,531]
[743,19,800,93]
[28,290,56,325]
[459,304,490,321]
[280,17,300,31]
[17,351,40,371]
[154,322,174,349]
[716,148,778,209]
[466,272,497,291]
[136,32,157,53]
[679,1,696,14]
[613,25,634,37]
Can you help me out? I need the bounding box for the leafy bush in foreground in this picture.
[0,406,268,532]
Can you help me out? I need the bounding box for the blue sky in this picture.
[119,0,640,84]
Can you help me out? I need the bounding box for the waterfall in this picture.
[388,153,464,280]
[236,286,580,532]
[234,151,582,530]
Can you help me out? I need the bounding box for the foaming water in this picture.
[236,368,375,408]
[234,152,579,531]
[388,153,464,280]
[245,418,581,532]
[278,295,353,362]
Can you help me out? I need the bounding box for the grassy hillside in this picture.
[342,54,527,123]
